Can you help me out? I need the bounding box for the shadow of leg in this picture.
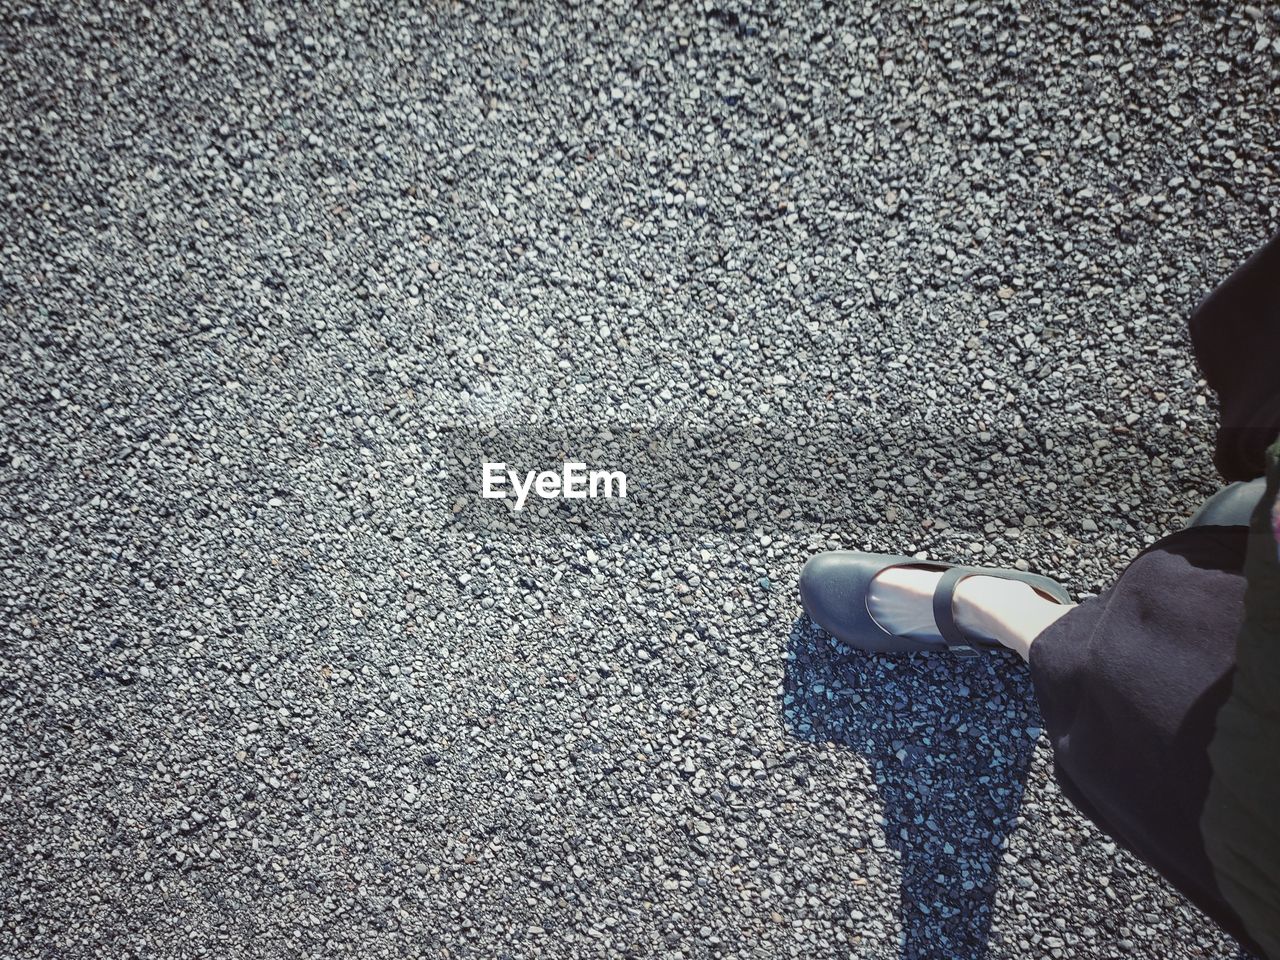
[782,616,1039,959]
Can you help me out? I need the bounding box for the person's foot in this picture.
[867,565,1075,661]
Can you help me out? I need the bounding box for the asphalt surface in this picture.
[3,2,1279,958]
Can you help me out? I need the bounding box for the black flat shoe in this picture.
[799,551,1071,655]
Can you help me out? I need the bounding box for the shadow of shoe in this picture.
[782,616,1041,960]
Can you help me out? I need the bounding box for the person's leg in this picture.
[1189,229,1280,483]
[864,470,1268,661]
[867,566,1075,661]
[1027,526,1262,955]
[860,536,1263,951]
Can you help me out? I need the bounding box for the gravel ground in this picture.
[3,2,1279,958]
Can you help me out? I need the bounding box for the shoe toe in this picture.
[799,551,873,641]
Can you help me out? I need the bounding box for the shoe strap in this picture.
[933,566,980,656]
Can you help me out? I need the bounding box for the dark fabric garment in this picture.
[1202,438,1280,959]
[1026,231,1280,956]
[1190,230,1280,483]
[1029,528,1261,954]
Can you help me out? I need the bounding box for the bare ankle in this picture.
[954,575,1074,661]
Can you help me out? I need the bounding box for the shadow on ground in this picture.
[783,617,1042,960]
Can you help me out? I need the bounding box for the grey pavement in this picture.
[2,2,1278,958]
